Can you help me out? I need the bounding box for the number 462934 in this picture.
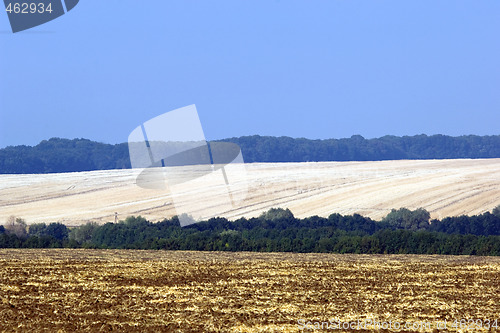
[451,319,498,330]
[5,2,53,14]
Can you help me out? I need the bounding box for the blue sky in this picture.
[0,1,499,148]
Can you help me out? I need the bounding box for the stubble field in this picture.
[1,249,499,332]
[1,159,500,226]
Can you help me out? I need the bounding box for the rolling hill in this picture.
[1,159,499,226]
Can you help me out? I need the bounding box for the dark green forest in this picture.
[2,207,500,256]
[0,138,131,174]
[1,134,500,173]
[223,134,500,162]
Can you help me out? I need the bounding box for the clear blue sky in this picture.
[1,1,499,148]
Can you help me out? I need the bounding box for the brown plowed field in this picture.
[1,159,499,226]
[0,250,499,332]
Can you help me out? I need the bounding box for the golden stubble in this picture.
[0,249,499,332]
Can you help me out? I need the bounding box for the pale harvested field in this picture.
[0,159,499,226]
[0,250,499,332]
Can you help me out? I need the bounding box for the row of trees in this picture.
[2,206,500,255]
[0,217,70,248]
[0,138,130,174]
[224,134,500,162]
[2,134,500,174]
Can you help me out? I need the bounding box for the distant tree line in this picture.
[224,134,500,163]
[1,134,500,173]
[2,206,500,255]
[0,138,130,173]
